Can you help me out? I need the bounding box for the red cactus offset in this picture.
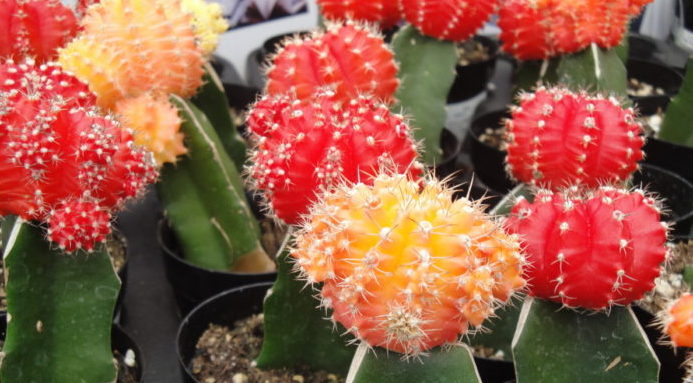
[399,0,499,42]
[505,87,644,190]
[246,90,421,225]
[265,22,399,103]
[316,0,401,30]
[0,59,157,252]
[506,187,668,310]
[0,0,79,62]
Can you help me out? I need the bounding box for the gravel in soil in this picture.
[114,349,140,383]
[192,314,344,383]
[456,40,491,66]
[639,240,693,314]
[478,126,507,151]
[628,78,666,97]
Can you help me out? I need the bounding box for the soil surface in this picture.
[478,126,507,151]
[108,235,127,274]
[114,349,140,383]
[457,40,491,66]
[192,314,345,383]
[639,240,692,314]
[628,78,666,97]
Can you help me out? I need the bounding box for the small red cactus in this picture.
[317,0,401,30]
[399,0,499,42]
[506,187,668,310]
[0,0,79,62]
[659,293,693,348]
[246,90,421,225]
[0,59,157,252]
[265,22,399,103]
[505,87,644,190]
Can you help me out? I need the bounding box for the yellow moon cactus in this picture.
[59,0,205,109]
[291,173,526,355]
[115,93,186,165]
[181,0,228,56]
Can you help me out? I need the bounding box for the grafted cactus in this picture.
[316,0,401,30]
[505,87,644,190]
[659,293,693,348]
[399,0,500,42]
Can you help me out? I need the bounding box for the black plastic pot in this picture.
[633,163,693,237]
[474,356,515,383]
[448,36,499,104]
[434,128,463,180]
[627,59,683,116]
[112,324,144,382]
[468,110,517,194]
[643,136,693,186]
[159,220,276,315]
[177,282,272,383]
[632,306,688,383]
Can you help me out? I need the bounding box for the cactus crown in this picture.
[399,0,500,42]
[507,186,668,310]
[505,86,644,190]
[656,292,693,348]
[316,0,401,30]
[0,59,157,252]
[291,172,526,355]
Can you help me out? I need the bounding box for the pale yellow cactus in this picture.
[115,93,186,166]
[181,0,228,56]
[59,0,205,109]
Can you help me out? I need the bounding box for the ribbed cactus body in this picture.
[265,22,399,102]
[0,0,78,62]
[59,0,205,109]
[507,187,668,310]
[505,87,643,189]
[246,90,420,225]
[0,60,157,251]
[291,173,526,355]
[399,0,499,42]
[661,293,693,348]
[115,93,186,165]
[316,0,401,30]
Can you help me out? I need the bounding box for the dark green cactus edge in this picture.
[0,216,119,383]
[512,298,660,383]
[191,63,248,168]
[256,228,355,374]
[556,44,628,96]
[346,343,482,383]
[158,96,265,271]
[391,25,458,165]
[658,58,693,146]
[513,58,561,96]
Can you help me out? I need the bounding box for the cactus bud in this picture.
[399,0,499,42]
[316,0,401,30]
[506,187,668,310]
[505,87,644,190]
[291,173,526,355]
[265,22,399,103]
[246,90,420,225]
[0,0,78,63]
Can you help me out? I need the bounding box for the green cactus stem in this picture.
[514,58,561,95]
[391,24,458,165]
[512,298,660,383]
[191,63,247,168]
[158,95,272,272]
[256,228,355,373]
[657,58,693,146]
[0,216,119,382]
[346,343,482,383]
[557,43,628,96]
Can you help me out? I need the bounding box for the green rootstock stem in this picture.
[191,63,248,169]
[391,25,458,165]
[658,58,693,146]
[514,58,560,95]
[0,217,119,383]
[256,228,355,373]
[512,298,660,383]
[159,96,271,273]
[346,343,482,383]
[557,44,628,96]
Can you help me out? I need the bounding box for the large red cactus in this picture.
[317,0,401,30]
[506,187,668,310]
[0,0,79,62]
[399,0,499,42]
[265,22,399,103]
[246,90,421,225]
[0,60,157,251]
[505,87,644,190]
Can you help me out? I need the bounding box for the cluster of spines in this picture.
[291,173,526,355]
[506,187,668,310]
[498,0,651,60]
[316,0,401,30]
[58,0,206,109]
[0,59,157,252]
[399,0,500,42]
[656,292,693,349]
[505,87,644,190]
[0,0,79,63]
[246,89,421,225]
[265,21,399,103]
